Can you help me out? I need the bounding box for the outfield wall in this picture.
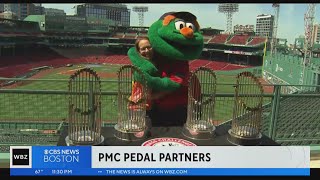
[263,51,320,91]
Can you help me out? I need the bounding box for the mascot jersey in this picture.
[128,11,204,111]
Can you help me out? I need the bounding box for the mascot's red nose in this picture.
[180,27,194,38]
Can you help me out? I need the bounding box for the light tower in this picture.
[132,6,148,27]
[300,4,316,87]
[218,3,239,34]
[271,3,280,56]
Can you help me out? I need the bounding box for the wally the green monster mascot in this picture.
[128,12,204,127]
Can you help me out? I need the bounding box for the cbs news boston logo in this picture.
[10,146,32,168]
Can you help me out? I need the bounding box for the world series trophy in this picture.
[114,65,150,141]
[227,71,264,145]
[182,67,217,140]
[65,68,104,146]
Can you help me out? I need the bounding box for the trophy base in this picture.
[227,127,262,146]
[114,121,150,141]
[182,121,216,140]
[65,130,105,146]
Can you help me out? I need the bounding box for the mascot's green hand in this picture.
[133,67,181,91]
[144,73,180,91]
[128,47,181,91]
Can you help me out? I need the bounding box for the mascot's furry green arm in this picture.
[128,11,204,91]
[128,47,180,91]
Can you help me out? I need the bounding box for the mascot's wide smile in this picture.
[148,14,204,60]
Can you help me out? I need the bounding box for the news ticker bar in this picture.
[9,146,310,176]
[10,168,310,176]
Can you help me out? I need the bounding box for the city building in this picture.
[2,3,42,20]
[0,11,18,20]
[44,8,66,16]
[255,14,274,38]
[0,4,4,13]
[312,24,320,44]
[33,3,44,15]
[75,3,130,26]
[234,24,255,35]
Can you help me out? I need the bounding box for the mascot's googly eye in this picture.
[175,21,186,30]
[186,22,195,30]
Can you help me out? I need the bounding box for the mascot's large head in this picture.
[148,11,204,61]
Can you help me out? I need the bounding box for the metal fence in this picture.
[1,77,320,152]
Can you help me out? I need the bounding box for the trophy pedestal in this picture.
[182,121,216,140]
[114,121,150,141]
[227,126,262,146]
[65,130,105,146]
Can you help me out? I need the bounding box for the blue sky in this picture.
[42,3,319,44]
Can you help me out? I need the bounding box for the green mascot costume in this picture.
[128,11,204,126]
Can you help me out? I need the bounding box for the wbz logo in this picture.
[10,146,32,168]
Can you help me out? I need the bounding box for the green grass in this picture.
[0,64,265,125]
[14,65,122,91]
